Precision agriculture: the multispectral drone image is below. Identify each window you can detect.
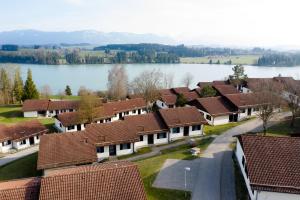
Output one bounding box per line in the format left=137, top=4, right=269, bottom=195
left=242, top=156, right=245, bottom=167
left=96, top=146, right=104, bottom=153
left=2, top=140, right=11, bottom=146
left=172, top=127, right=180, bottom=133
left=206, top=115, right=212, bottom=121
left=100, top=120, right=104, bottom=123
left=120, top=143, right=131, bottom=150
left=140, top=135, right=144, bottom=141
left=125, top=111, right=129, bottom=115
left=157, top=132, right=167, bottom=139
left=192, top=125, right=201, bottom=131
left=67, top=125, right=75, bottom=130
left=20, top=140, right=26, bottom=145
left=132, top=110, right=136, bottom=114
left=241, top=109, right=246, bottom=113
left=36, top=136, right=39, bottom=140
left=70, top=109, right=74, bottom=112
left=59, top=123, right=62, bottom=128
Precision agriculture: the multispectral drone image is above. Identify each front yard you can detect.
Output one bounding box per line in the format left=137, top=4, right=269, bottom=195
left=267, top=117, right=300, bottom=136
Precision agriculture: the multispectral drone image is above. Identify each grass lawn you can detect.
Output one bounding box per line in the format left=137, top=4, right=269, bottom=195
left=267, top=118, right=300, bottom=136
left=204, top=118, right=253, bottom=136
left=135, top=137, right=214, bottom=200
left=49, top=95, right=81, bottom=100
left=0, top=153, right=42, bottom=181
left=0, top=105, right=55, bottom=132
left=180, top=55, right=260, bottom=65
left=118, top=147, right=152, bottom=160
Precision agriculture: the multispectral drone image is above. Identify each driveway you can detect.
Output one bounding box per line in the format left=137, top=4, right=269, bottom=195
left=0, top=145, right=39, bottom=167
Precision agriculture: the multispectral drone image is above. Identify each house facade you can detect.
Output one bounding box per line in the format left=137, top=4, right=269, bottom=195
left=235, top=135, right=300, bottom=200
left=0, top=121, right=48, bottom=153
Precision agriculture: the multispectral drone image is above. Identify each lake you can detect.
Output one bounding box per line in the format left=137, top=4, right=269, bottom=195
left=15, top=63, right=300, bottom=93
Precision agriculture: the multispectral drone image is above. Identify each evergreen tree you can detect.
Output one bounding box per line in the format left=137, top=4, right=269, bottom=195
left=175, top=93, right=187, bottom=107
left=22, top=69, right=39, bottom=100
left=200, top=85, right=217, bottom=97
left=13, top=68, right=23, bottom=103
left=0, top=68, right=12, bottom=104
left=65, top=85, right=72, bottom=96
left=229, top=64, right=248, bottom=88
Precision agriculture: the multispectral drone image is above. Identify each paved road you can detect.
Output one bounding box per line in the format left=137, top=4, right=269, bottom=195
left=0, top=145, right=39, bottom=167
left=191, top=113, right=290, bottom=200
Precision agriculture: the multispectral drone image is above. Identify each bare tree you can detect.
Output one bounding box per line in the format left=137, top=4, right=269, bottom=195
left=253, top=80, right=283, bottom=135
left=78, top=94, right=103, bottom=124
left=181, top=72, right=193, bottom=88
left=78, top=86, right=92, bottom=96
left=130, top=69, right=163, bottom=107
left=284, top=79, right=300, bottom=127
left=40, top=85, right=52, bottom=99
left=163, top=73, right=174, bottom=89
left=107, top=65, right=128, bottom=100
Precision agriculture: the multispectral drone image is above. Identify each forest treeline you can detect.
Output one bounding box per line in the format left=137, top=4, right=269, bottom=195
left=257, top=53, right=300, bottom=66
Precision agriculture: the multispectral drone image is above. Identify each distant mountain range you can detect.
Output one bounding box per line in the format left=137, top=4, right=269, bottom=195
left=0, top=30, right=175, bottom=45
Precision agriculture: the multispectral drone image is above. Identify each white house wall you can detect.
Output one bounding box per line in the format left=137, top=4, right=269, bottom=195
left=169, top=127, right=184, bottom=141
left=213, top=115, right=230, bottom=125
left=24, top=111, right=38, bottom=118
left=153, top=133, right=169, bottom=145
left=189, top=125, right=204, bottom=136
left=135, top=135, right=149, bottom=149
left=256, top=191, right=300, bottom=200
left=97, top=146, right=110, bottom=159
left=155, top=100, right=169, bottom=109
left=0, top=142, right=12, bottom=153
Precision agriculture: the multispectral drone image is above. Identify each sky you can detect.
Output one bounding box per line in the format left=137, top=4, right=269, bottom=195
left=1, top=0, right=300, bottom=47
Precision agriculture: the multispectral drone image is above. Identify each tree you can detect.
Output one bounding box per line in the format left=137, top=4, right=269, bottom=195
left=181, top=72, right=193, bottom=88
left=253, top=80, right=283, bottom=135
left=65, top=85, right=72, bottom=96
left=13, top=68, right=23, bottom=103
left=107, top=65, right=128, bottom=100
left=40, top=85, right=52, bottom=99
left=163, top=73, right=174, bottom=89
left=22, top=69, right=39, bottom=101
left=176, top=93, right=187, bottom=107
left=229, top=65, right=248, bottom=88
left=78, top=94, right=103, bottom=123
left=78, top=86, right=92, bottom=96
left=200, top=85, right=217, bottom=97
left=130, top=69, right=163, bottom=108
left=284, top=80, right=300, bottom=127
left=0, top=68, right=12, bottom=104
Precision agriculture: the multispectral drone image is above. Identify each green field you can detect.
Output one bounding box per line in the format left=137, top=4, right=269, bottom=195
left=0, top=153, right=42, bottom=181
left=49, top=95, right=81, bottom=100
left=180, top=55, right=260, bottom=65
left=267, top=118, right=300, bottom=136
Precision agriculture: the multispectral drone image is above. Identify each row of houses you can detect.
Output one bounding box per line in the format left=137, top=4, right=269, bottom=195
left=235, top=134, right=300, bottom=200
left=22, top=99, right=80, bottom=118
left=37, top=106, right=207, bottom=172
left=55, top=98, right=147, bottom=132
left=0, top=161, right=147, bottom=200
left=0, top=121, right=48, bottom=153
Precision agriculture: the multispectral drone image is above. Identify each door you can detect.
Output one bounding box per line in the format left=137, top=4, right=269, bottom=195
left=138, top=109, right=141, bottom=114
left=77, top=124, right=81, bottom=131
left=109, top=145, right=117, bottom=156
left=148, top=134, right=154, bottom=144
left=247, top=108, right=252, bottom=116
left=29, top=137, right=35, bottom=145
left=184, top=126, right=189, bottom=136
left=119, top=113, right=123, bottom=119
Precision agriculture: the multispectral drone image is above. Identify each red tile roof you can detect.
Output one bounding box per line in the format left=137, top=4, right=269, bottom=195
left=171, top=87, right=190, bottom=94
left=0, top=120, right=48, bottom=142
left=22, top=99, right=49, bottom=112
left=125, top=113, right=168, bottom=135
left=47, top=100, right=79, bottom=111
left=161, top=94, right=177, bottom=106
left=85, top=121, right=139, bottom=146
left=181, top=91, right=200, bottom=101
left=213, top=84, right=239, bottom=95
left=37, top=132, right=97, bottom=170
left=39, top=161, right=147, bottom=200
left=0, top=177, right=41, bottom=200
left=159, top=89, right=174, bottom=96
left=189, top=97, right=236, bottom=116
left=159, top=106, right=207, bottom=128
left=237, top=135, right=300, bottom=194
left=224, top=93, right=260, bottom=108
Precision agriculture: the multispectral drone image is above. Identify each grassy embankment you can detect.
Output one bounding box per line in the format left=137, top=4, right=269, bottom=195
left=180, top=55, right=260, bottom=65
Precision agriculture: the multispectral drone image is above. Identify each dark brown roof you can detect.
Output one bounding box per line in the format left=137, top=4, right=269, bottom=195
left=37, top=132, right=97, bottom=170
left=171, top=87, right=190, bottom=94
left=224, top=93, right=260, bottom=108
left=47, top=100, right=79, bottom=111
left=159, top=106, right=207, bottom=128
left=56, top=112, right=84, bottom=127
left=124, top=113, right=168, bottom=135
left=85, top=121, right=139, bottom=146
left=0, top=177, right=41, bottom=200
left=197, top=80, right=229, bottom=88
left=22, top=99, right=49, bottom=112
left=189, top=97, right=236, bottom=116
left=161, top=94, right=177, bottom=106
left=0, top=120, right=48, bottom=142
left=237, top=135, right=300, bottom=194
left=103, top=98, right=146, bottom=115
left=213, top=84, right=239, bottom=95
left=181, top=91, right=200, bottom=101
left=39, top=161, right=147, bottom=200
left=159, top=89, right=174, bottom=96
